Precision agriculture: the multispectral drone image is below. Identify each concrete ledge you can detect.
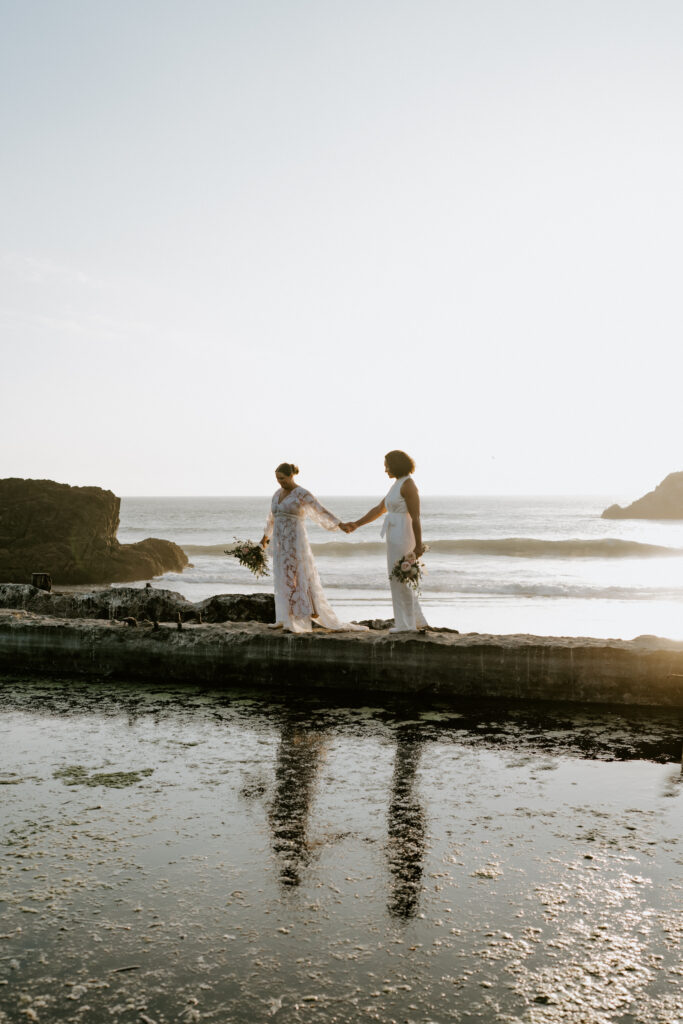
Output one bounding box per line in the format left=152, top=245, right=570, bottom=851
left=2, top=610, right=683, bottom=707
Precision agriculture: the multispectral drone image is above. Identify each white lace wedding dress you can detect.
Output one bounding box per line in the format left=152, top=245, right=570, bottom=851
left=264, top=486, right=368, bottom=634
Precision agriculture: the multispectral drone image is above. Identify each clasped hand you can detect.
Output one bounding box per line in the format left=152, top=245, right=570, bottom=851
left=338, top=522, right=357, bottom=534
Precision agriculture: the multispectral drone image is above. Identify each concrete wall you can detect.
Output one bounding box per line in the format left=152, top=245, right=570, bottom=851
left=2, top=611, right=683, bottom=707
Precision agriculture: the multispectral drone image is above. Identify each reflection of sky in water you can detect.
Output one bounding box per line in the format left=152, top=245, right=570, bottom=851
left=2, top=683, right=680, bottom=1022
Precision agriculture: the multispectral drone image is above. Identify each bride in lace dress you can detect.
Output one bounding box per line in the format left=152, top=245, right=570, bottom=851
left=259, top=463, right=367, bottom=634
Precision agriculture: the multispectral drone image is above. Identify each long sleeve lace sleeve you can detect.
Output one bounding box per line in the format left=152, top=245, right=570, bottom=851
left=300, top=490, right=340, bottom=531
left=263, top=508, right=274, bottom=542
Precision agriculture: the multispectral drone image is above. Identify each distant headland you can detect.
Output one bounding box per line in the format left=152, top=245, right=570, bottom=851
left=602, top=471, right=683, bottom=520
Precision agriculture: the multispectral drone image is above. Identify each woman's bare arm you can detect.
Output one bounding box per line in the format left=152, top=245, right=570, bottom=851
left=401, top=478, right=424, bottom=556
left=348, top=499, right=387, bottom=530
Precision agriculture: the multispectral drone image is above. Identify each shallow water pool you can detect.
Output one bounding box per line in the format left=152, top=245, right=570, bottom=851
left=1, top=680, right=681, bottom=1023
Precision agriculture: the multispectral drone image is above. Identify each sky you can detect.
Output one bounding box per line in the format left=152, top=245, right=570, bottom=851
left=1, top=0, right=682, bottom=497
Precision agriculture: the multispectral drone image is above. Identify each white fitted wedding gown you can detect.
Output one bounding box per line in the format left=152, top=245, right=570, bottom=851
left=264, top=486, right=368, bottom=634
left=381, top=476, right=429, bottom=632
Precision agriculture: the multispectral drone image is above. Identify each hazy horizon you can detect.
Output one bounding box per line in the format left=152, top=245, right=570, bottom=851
left=0, top=476, right=649, bottom=502
left=114, top=489, right=623, bottom=499
left=2, top=1, right=682, bottom=498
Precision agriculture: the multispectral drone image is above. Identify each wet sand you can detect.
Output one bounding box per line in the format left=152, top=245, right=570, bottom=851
left=1, top=679, right=681, bottom=1023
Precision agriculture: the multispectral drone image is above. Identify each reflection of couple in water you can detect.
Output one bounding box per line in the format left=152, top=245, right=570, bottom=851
left=268, top=716, right=425, bottom=918
left=267, top=719, right=324, bottom=889
left=260, top=450, right=429, bottom=634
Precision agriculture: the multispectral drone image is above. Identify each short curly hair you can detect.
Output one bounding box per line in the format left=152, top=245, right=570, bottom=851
left=384, top=450, right=415, bottom=477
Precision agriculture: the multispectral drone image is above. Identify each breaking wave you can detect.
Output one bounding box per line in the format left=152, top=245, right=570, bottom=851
left=184, top=538, right=683, bottom=560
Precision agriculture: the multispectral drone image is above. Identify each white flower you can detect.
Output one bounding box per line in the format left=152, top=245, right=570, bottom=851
left=400, top=561, right=411, bottom=572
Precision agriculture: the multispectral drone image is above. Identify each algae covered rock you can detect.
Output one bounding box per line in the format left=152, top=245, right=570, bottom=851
left=0, top=583, right=275, bottom=623
left=195, top=593, right=275, bottom=623
left=0, top=478, right=188, bottom=584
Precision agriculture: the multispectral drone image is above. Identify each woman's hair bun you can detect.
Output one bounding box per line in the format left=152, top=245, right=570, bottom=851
left=276, top=461, right=299, bottom=477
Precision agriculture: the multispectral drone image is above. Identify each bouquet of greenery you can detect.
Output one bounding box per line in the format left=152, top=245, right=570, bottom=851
left=226, top=539, right=270, bottom=578
left=389, top=549, right=427, bottom=595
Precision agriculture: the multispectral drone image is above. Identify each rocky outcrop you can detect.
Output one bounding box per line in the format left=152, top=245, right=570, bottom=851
left=0, top=478, right=188, bottom=584
left=602, top=471, right=683, bottom=519
left=1, top=610, right=682, bottom=707
left=0, top=584, right=393, bottom=629
left=0, top=584, right=274, bottom=623
left=194, top=592, right=275, bottom=623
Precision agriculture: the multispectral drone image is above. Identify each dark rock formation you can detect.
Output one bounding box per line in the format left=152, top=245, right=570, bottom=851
left=0, top=478, right=188, bottom=584
left=602, top=471, right=683, bottom=519
left=195, top=593, right=275, bottom=623
left=0, top=584, right=395, bottom=629
left=0, top=584, right=275, bottom=623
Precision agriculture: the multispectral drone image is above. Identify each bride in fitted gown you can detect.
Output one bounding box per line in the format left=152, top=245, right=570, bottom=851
left=381, top=473, right=429, bottom=632
left=260, top=462, right=367, bottom=634
left=343, top=450, right=429, bottom=632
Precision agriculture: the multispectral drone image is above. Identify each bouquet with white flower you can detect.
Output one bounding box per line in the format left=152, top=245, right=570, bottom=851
left=389, top=548, right=428, bottom=595
left=226, top=539, right=270, bottom=578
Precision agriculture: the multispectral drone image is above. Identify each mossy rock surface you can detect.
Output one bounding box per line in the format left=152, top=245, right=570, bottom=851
left=53, top=764, right=154, bottom=788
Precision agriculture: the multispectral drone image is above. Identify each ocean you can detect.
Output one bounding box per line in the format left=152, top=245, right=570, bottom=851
left=118, top=495, right=683, bottom=640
